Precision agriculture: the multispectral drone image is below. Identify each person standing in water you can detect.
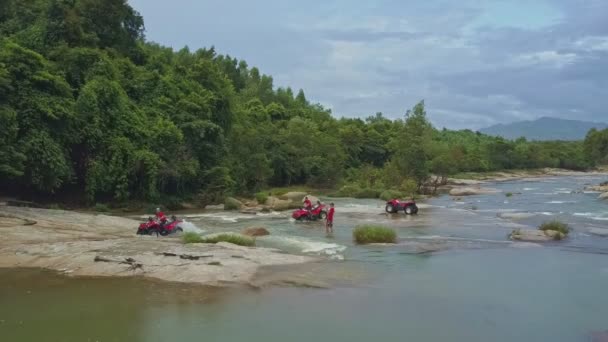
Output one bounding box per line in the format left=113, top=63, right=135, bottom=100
left=325, top=202, right=335, bottom=235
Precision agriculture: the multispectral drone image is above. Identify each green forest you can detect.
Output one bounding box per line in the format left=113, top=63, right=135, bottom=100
left=1, top=0, right=608, bottom=206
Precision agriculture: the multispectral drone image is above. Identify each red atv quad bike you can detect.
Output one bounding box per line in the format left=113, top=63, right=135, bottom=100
left=385, top=199, right=418, bottom=215
left=292, top=204, right=327, bottom=221
left=136, top=216, right=184, bottom=236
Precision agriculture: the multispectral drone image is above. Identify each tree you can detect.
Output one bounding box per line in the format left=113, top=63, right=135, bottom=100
left=390, top=101, right=434, bottom=190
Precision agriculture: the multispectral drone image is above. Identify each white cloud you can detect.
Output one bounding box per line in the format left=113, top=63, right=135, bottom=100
left=513, top=51, right=578, bottom=68
left=574, top=36, right=608, bottom=52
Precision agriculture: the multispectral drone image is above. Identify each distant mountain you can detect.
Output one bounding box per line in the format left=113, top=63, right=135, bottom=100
left=479, top=117, right=608, bottom=141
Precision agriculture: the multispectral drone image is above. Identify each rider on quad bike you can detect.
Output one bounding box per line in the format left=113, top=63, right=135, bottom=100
left=155, top=207, right=166, bottom=223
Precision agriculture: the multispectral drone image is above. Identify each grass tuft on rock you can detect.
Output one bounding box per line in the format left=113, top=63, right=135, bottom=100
left=539, top=220, right=570, bottom=235
left=202, top=234, right=255, bottom=246
left=183, top=232, right=203, bottom=244
left=505, top=192, right=513, bottom=197
left=353, top=225, right=397, bottom=244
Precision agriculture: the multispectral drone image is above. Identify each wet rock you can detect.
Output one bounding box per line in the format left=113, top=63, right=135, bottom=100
left=599, top=192, right=608, bottom=200
left=0, top=206, right=315, bottom=287
left=447, top=179, right=485, bottom=186
left=239, top=209, right=258, bottom=215
left=510, top=229, right=564, bottom=242
left=449, top=187, right=500, bottom=196
left=242, top=227, right=270, bottom=237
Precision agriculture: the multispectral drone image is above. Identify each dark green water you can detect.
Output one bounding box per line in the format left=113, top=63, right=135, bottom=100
left=1, top=176, right=608, bottom=341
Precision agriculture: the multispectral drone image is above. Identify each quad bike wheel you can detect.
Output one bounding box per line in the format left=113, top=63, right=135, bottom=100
left=319, top=211, right=327, bottom=220
left=385, top=204, right=396, bottom=213
left=405, top=206, right=413, bottom=215
left=159, top=229, right=170, bottom=236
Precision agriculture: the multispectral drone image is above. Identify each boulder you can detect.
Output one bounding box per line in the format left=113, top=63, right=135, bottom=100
left=242, top=227, right=270, bottom=237
left=224, top=197, right=243, bottom=211
left=180, top=202, right=197, bottom=210
left=280, top=192, right=308, bottom=201
left=449, top=187, right=500, bottom=196
left=599, top=192, right=608, bottom=200
left=510, top=229, right=564, bottom=242
left=305, top=195, right=320, bottom=204
left=266, top=197, right=292, bottom=211
left=587, top=185, right=608, bottom=192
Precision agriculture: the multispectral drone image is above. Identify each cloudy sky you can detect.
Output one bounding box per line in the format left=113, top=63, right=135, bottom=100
left=129, top=0, right=608, bottom=129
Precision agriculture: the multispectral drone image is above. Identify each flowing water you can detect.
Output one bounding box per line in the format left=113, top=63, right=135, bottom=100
left=2, top=175, right=608, bottom=341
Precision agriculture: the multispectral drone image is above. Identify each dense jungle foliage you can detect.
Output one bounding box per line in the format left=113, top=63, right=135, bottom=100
left=1, top=0, right=606, bottom=205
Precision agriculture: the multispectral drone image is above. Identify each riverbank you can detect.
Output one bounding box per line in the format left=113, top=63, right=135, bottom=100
left=450, top=167, right=608, bottom=184
left=0, top=206, right=314, bottom=287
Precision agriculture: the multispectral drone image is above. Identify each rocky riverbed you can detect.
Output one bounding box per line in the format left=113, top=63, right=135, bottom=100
left=0, top=206, right=313, bottom=287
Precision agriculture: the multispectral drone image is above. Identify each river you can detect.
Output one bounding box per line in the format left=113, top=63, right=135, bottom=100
left=1, top=175, right=608, bottom=341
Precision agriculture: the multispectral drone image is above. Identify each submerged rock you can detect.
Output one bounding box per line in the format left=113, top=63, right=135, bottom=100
left=599, top=192, right=608, bottom=200
left=242, top=227, right=270, bottom=237
left=449, top=187, right=500, bottom=196
left=589, top=228, right=608, bottom=237
left=498, top=212, right=536, bottom=220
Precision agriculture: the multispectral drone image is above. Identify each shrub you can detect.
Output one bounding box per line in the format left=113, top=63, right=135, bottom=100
left=400, top=179, right=418, bottom=196
left=353, top=225, right=397, bottom=244
left=255, top=192, right=269, bottom=204
left=354, top=188, right=382, bottom=199
left=505, top=192, right=513, bottom=197
left=163, top=196, right=185, bottom=211
left=380, top=189, right=405, bottom=201
left=94, top=203, right=110, bottom=212
left=183, top=232, right=203, bottom=244
left=202, top=234, right=255, bottom=247
left=539, top=220, right=570, bottom=235
left=224, top=197, right=242, bottom=210
left=334, top=184, right=361, bottom=197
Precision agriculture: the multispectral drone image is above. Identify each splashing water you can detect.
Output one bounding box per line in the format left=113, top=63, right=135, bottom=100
left=178, top=220, right=204, bottom=234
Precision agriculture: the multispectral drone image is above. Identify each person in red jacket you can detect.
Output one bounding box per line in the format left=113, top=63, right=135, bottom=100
left=155, top=208, right=167, bottom=225
left=325, top=202, right=335, bottom=234
left=303, top=196, right=312, bottom=210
